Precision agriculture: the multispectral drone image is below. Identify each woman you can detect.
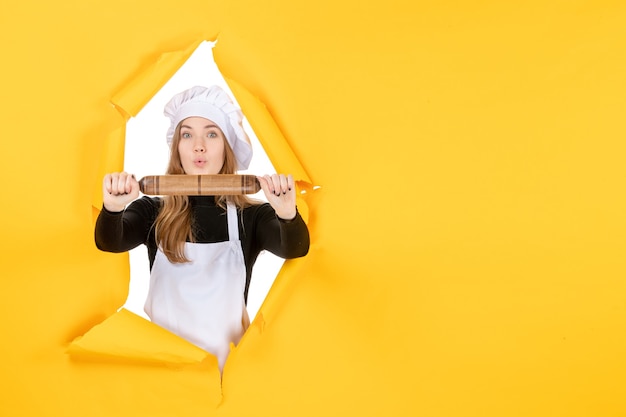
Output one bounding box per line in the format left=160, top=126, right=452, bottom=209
left=95, top=85, right=310, bottom=370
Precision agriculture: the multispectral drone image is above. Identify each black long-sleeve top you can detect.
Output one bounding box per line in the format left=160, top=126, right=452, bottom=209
left=95, top=196, right=310, bottom=302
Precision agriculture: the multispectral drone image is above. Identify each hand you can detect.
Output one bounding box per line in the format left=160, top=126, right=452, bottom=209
left=258, top=174, right=297, bottom=220
left=102, top=172, right=140, bottom=212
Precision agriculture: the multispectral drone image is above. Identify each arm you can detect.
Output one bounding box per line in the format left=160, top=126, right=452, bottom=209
left=255, top=173, right=310, bottom=258
left=95, top=172, right=160, bottom=252
left=95, top=197, right=159, bottom=253
left=275, top=210, right=310, bottom=258
left=252, top=203, right=310, bottom=259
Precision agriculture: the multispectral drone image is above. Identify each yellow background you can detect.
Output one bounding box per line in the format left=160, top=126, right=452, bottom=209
left=1, top=1, right=626, bottom=416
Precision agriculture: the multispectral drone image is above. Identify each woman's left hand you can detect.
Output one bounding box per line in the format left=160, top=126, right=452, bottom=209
left=258, top=174, right=297, bottom=221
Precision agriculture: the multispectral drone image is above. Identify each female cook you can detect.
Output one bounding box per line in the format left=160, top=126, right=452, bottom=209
left=95, top=85, right=310, bottom=370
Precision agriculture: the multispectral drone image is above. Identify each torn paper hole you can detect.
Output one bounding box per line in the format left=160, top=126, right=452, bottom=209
left=122, top=40, right=285, bottom=323
left=78, top=40, right=315, bottom=377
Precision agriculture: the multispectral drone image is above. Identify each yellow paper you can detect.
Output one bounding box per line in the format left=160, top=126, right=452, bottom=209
left=67, top=309, right=212, bottom=365
left=2, top=1, right=626, bottom=416
left=112, top=40, right=205, bottom=118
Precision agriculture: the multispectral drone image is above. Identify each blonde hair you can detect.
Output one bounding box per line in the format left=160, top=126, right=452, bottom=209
left=154, top=122, right=258, bottom=263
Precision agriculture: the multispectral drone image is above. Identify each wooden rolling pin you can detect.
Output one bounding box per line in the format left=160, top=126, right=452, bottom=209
left=138, top=174, right=261, bottom=195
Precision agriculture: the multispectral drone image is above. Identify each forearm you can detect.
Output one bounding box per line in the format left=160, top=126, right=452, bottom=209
left=273, top=210, right=310, bottom=258
left=94, top=206, right=145, bottom=253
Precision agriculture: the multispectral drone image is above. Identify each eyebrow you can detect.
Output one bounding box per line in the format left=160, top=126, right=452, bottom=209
left=180, top=123, right=219, bottom=130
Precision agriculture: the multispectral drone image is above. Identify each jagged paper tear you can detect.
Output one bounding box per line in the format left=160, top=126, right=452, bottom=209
left=79, top=39, right=315, bottom=371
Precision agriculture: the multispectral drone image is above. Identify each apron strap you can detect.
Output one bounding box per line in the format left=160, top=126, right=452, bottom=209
left=226, top=202, right=239, bottom=242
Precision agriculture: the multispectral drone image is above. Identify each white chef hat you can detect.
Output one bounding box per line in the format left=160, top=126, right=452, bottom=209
left=164, top=85, right=253, bottom=170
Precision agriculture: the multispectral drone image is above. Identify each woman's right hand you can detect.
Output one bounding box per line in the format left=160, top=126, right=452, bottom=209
left=102, top=172, right=140, bottom=212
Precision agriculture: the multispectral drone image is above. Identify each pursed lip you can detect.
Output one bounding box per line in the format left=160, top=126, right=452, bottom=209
left=193, top=158, right=207, bottom=166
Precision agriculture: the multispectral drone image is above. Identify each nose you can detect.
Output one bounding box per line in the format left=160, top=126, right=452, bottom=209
left=193, top=138, right=205, bottom=153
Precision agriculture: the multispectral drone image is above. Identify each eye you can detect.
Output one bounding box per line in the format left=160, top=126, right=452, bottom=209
left=181, top=132, right=191, bottom=139
left=208, top=131, right=218, bottom=138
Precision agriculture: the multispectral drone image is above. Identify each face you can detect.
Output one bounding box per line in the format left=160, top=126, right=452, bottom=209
left=177, top=117, right=226, bottom=175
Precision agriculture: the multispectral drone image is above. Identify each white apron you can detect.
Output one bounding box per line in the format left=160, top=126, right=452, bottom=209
left=144, top=203, right=249, bottom=370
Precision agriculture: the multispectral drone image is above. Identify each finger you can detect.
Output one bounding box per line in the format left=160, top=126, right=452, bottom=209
left=108, top=172, right=127, bottom=195
left=115, top=173, right=126, bottom=195
left=267, top=174, right=279, bottom=195
left=279, top=174, right=289, bottom=194
left=103, top=174, right=113, bottom=194
left=110, top=173, right=122, bottom=195
left=272, top=174, right=286, bottom=196
left=125, top=173, right=135, bottom=194
left=256, top=175, right=268, bottom=191
left=258, top=175, right=274, bottom=196
left=117, top=172, right=131, bottom=195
